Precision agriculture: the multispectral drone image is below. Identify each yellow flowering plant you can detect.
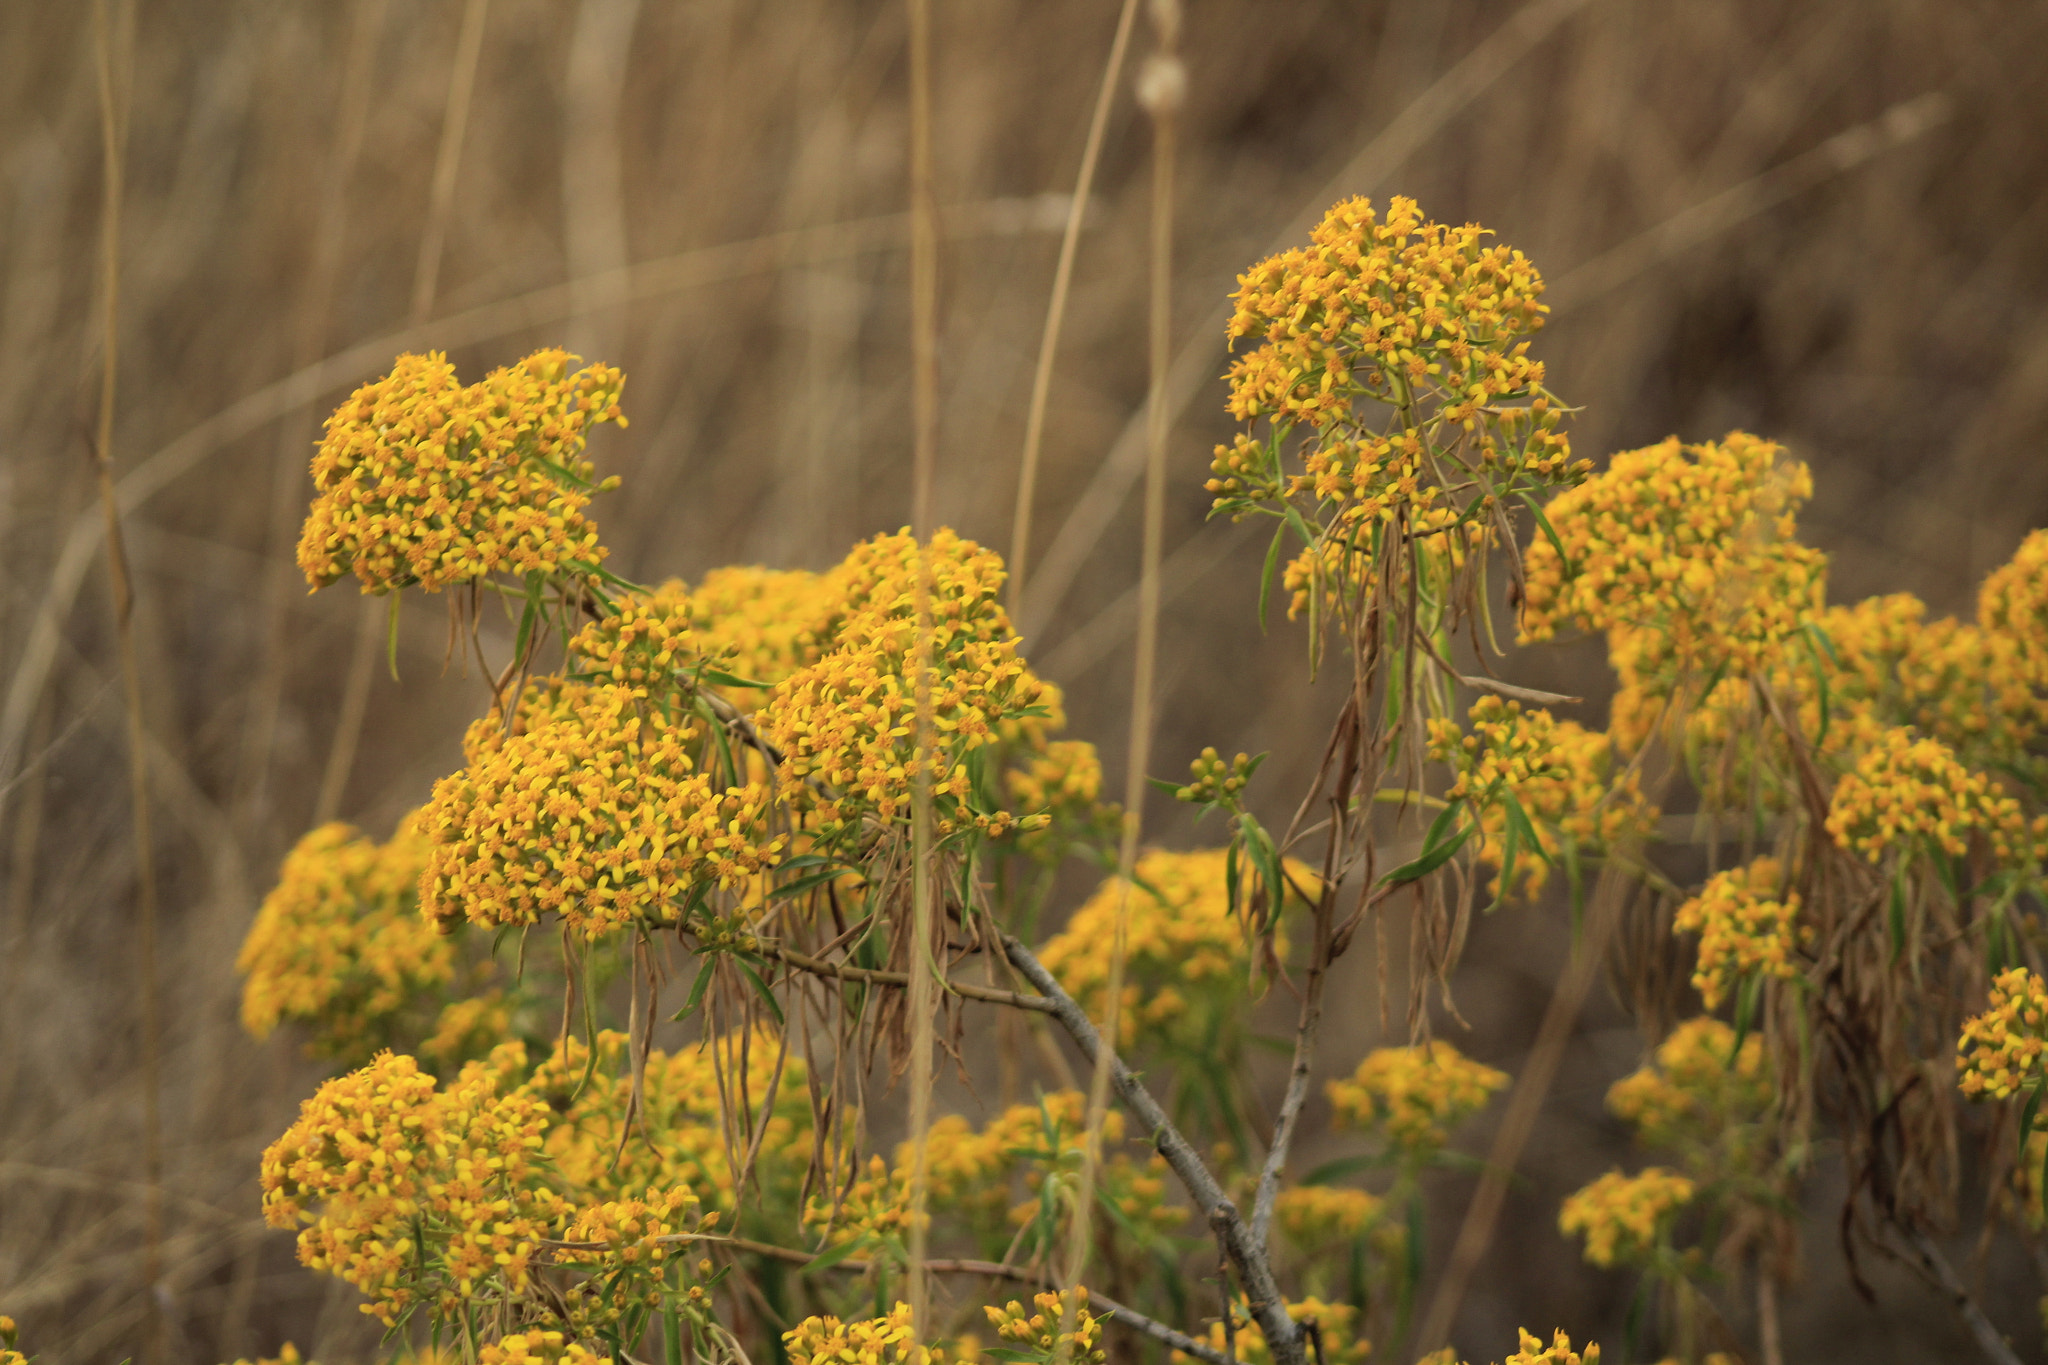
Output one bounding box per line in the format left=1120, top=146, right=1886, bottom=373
left=228, top=181, right=2048, bottom=1365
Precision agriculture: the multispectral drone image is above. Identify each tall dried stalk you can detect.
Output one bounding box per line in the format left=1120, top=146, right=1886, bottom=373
left=1006, top=0, right=1138, bottom=621
left=91, top=3, right=160, bottom=1360
left=239, top=0, right=389, bottom=828
left=1062, top=0, right=1182, bottom=1334
left=314, top=0, right=491, bottom=826
left=903, top=0, right=941, bottom=1343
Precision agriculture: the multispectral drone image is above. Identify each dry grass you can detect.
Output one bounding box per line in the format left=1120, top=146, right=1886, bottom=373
left=4, top=2, right=2048, bottom=1361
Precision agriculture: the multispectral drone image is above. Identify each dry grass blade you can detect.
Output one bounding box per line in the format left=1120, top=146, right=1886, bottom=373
left=905, top=0, right=941, bottom=1343
left=1007, top=0, right=1139, bottom=621
left=1062, top=1, right=1185, bottom=1350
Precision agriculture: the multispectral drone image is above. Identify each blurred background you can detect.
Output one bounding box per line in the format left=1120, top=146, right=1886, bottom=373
left=5, top=1, right=2048, bottom=1360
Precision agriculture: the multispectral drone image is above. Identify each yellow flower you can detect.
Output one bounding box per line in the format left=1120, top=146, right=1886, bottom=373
left=1558, top=1167, right=1694, bottom=1268
left=1327, top=1040, right=1508, bottom=1157
left=222, top=1347, right=313, bottom=1365
left=1671, top=858, right=1804, bottom=1010
left=237, top=812, right=451, bottom=1064
left=1824, top=726, right=2041, bottom=865
left=1607, top=1017, right=1771, bottom=1153
left=421, top=677, right=783, bottom=938
left=1958, top=967, right=2048, bottom=1102
left=985, top=1290, right=1106, bottom=1365
left=1005, top=739, right=1115, bottom=859
left=762, top=530, right=1059, bottom=840
left=1523, top=433, right=1825, bottom=734
left=298, top=349, right=625, bottom=594
left=786, top=1303, right=948, bottom=1365
left=1274, top=1185, right=1386, bottom=1252
left=1505, top=1330, right=1600, bottom=1365
left=258, top=1047, right=567, bottom=1323
left=476, top=1332, right=610, bottom=1365
left=1428, top=697, right=1658, bottom=901
left=1038, top=849, right=1309, bottom=1053
left=1979, top=527, right=2048, bottom=685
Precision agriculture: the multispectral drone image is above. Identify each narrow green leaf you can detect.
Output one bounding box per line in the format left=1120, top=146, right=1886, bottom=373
left=768, top=868, right=854, bottom=902
left=386, top=590, right=402, bottom=682
left=1259, top=520, right=1288, bottom=632
left=731, top=954, right=786, bottom=1026
left=1515, top=491, right=1573, bottom=576
left=670, top=957, right=718, bottom=1023
left=1377, top=821, right=1473, bottom=889
left=800, top=1237, right=868, bottom=1275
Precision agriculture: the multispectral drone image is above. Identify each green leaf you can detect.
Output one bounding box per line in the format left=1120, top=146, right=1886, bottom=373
left=699, top=667, right=772, bottom=691
left=1377, top=821, right=1473, bottom=889
left=731, top=954, right=786, bottom=1026
left=1515, top=491, right=1573, bottom=576
left=386, top=590, right=403, bottom=682
left=670, top=956, right=718, bottom=1022
left=1259, top=520, right=1289, bottom=632
left=1239, top=811, right=1287, bottom=931
left=1483, top=810, right=1519, bottom=915
left=769, top=867, right=856, bottom=902
left=2019, top=1085, right=2043, bottom=1153
left=1225, top=837, right=1243, bottom=920
left=800, top=1237, right=868, bottom=1276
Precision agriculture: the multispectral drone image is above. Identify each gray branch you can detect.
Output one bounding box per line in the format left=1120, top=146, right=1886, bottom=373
left=1002, top=934, right=1303, bottom=1365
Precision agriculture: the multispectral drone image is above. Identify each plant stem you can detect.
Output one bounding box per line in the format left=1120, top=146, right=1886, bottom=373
left=1004, top=934, right=1305, bottom=1365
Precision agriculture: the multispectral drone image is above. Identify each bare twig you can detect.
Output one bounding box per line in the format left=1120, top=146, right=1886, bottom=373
left=1900, top=1229, right=2024, bottom=1365
left=764, top=942, right=1055, bottom=1014
left=1004, top=933, right=1303, bottom=1365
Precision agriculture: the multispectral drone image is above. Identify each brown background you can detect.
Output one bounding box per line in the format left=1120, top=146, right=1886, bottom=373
left=5, top=1, right=2048, bottom=1360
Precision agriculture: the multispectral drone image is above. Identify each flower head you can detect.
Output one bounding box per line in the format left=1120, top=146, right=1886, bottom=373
left=1958, top=967, right=2048, bottom=1102
left=1327, top=1040, right=1508, bottom=1157
left=421, top=677, right=783, bottom=938
left=237, top=813, right=450, bottom=1063
left=1671, top=858, right=1804, bottom=1010
left=1824, top=727, right=2040, bottom=866
left=1607, top=1017, right=1772, bottom=1153
left=298, top=349, right=625, bottom=593
left=1558, top=1167, right=1695, bottom=1268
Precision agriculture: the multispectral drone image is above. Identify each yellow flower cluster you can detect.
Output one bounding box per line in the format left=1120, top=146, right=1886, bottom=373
left=236, top=814, right=451, bottom=1063
left=221, top=1347, right=311, bottom=1365
left=422, top=678, right=783, bottom=937
left=1958, top=967, right=2048, bottom=1102
left=1274, top=1184, right=1386, bottom=1251
left=298, top=349, right=625, bottom=593
left=1175, top=1298, right=1370, bottom=1365
left=1427, top=700, right=1659, bottom=902
left=259, top=1047, right=564, bottom=1322
left=0, top=1316, right=23, bottom=1365
left=1005, top=739, right=1115, bottom=859
left=1607, top=1017, right=1771, bottom=1153
left=1521, top=433, right=1826, bottom=711
left=569, top=583, right=703, bottom=697
left=785, top=1303, right=945, bottom=1365
left=1671, top=858, right=1804, bottom=1010
left=1504, top=1330, right=1601, bottom=1365
left=686, top=565, right=844, bottom=708
left=1979, top=527, right=2048, bottom=681
left=985, top=1291, right=1106, bottom=1365
left=1037, top=849, right=1305, bottom=1053
left=1558, top=1167, right=1695, bottom=1269
left=1327, top=1040, right=1509, bottom=1157
left=476, top=1332, right=610, bottom=1365
left=420, top=992, right=513, bottom=1069
left=1223, top=195, right=1560, bottom=442
left=762, top=530, right=1057, bottom=838
left=1824, top=726, right=2040, bottom=865
left=1430, top=697, right=1564, bottom=801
